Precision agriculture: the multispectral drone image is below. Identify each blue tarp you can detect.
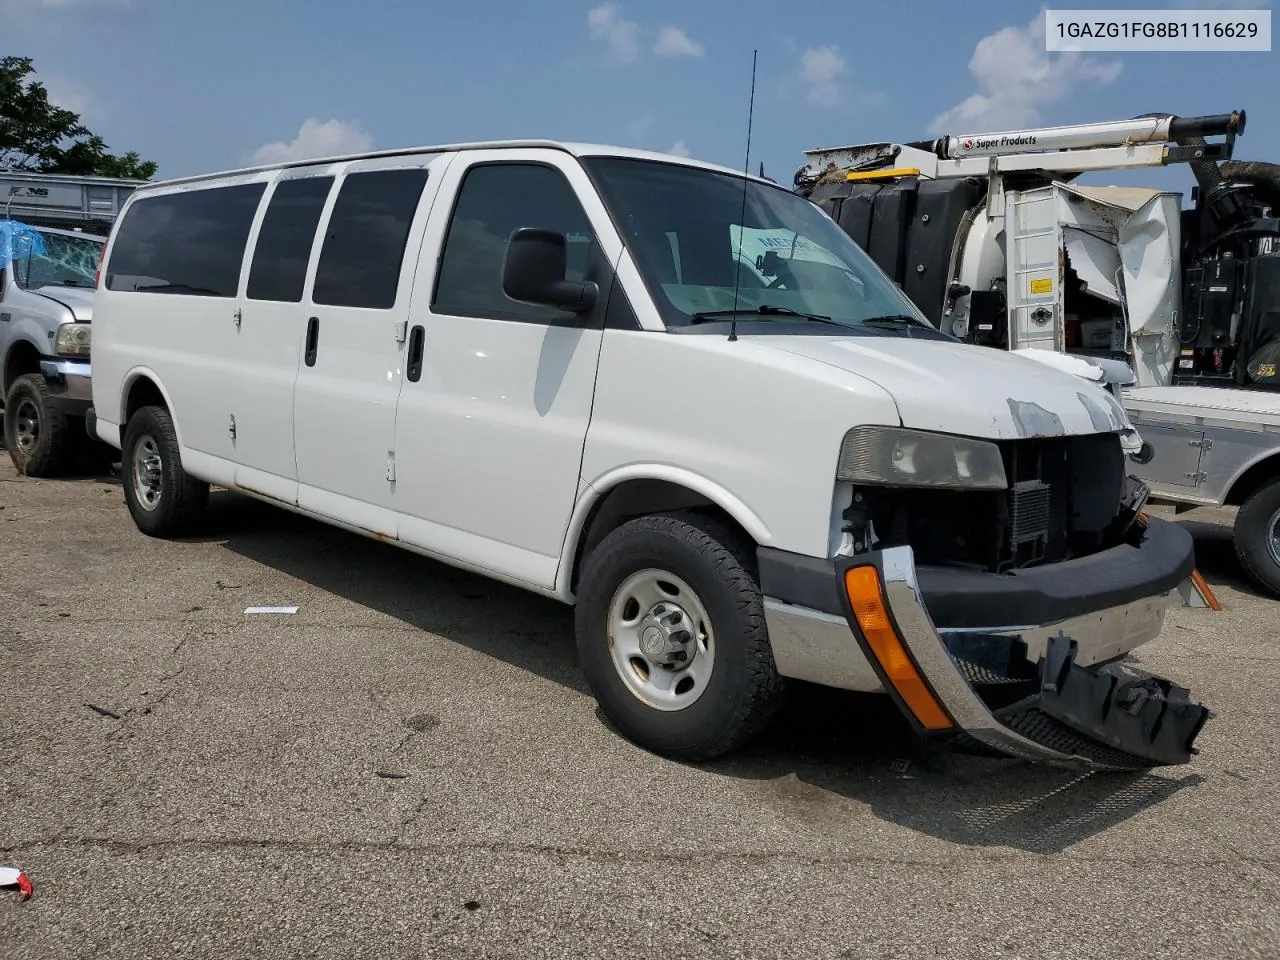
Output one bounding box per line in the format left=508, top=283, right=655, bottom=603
left=0, top=219, right=47, bottom=270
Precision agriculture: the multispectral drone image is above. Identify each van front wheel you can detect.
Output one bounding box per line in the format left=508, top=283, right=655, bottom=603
left=122, top=405, right=209, bottom=538
left=574, top=511, right=785, bottom=761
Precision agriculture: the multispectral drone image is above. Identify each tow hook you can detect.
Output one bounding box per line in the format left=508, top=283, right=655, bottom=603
left=0, top=866, right=33, bottom=901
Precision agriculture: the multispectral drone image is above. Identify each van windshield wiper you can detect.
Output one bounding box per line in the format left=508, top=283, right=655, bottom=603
left=688, top=305, right=840, bottom=326
left=860, top=313, right=931, bottom=329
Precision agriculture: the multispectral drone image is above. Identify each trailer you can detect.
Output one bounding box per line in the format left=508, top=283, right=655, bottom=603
left=795, top=110, right=1280, bottom=596
left=1, top=170, right=142, bottom=234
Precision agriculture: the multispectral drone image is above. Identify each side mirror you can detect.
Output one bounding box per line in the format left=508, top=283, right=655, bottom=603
left=502, top=228, right=598, bottom=314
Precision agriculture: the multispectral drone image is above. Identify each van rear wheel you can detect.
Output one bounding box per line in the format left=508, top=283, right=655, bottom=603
left=122, top=405, right=209, bottom=538
left=574, top=511, right=785, bottom=761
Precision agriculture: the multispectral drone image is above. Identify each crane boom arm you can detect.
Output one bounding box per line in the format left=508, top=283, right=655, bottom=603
left=801, top=110, right=1245, bottom=183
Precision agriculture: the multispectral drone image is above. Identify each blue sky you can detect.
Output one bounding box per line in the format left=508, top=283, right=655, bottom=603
left=5, top=0, right=1277, bottom=201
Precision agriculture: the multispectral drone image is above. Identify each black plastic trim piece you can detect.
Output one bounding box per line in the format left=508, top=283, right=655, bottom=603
left=406, top=324, right=425, bottom=382
left=757, top=547, right=842, bottom=614
left=1015, top=633, right=1211, bottom=765
left=917, top=516, right=1196, bottom=629
left=758, top=515, right=1194, bottom=628
left=603, top=276, right=640, bottom=331
left=304, top=316, right=319, bottom=367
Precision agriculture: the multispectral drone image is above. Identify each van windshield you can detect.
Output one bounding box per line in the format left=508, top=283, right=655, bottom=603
left=582, top=156, right=939, bottom=333
left=13, top=229, right=103, bottom=290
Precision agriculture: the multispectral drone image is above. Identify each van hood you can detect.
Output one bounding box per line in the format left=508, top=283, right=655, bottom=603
left=765, top=334, right=1132, bottom=441
left=32, top=285, right=94, bottom=322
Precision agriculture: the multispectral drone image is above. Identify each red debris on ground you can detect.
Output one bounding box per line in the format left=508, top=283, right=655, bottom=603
left=0, top=866, right=32, bottom=901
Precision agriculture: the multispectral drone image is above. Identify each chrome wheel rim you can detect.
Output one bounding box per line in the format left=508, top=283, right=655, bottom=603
left=1268, top=507, right=1280, bottom=569
left=13, top=397, right=40, bottom=455
left=132, top=435, right=163, bottom=511
left=606, top=568, right=714, bottom=712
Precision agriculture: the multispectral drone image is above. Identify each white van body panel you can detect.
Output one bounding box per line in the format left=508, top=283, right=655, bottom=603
left=765, top=335, right=1133, bottom=440
left=291, top=153, right=452, bottom=538
left=578, top=329, right=902, bottom=562
left=388, top=147, right=623, bottom=589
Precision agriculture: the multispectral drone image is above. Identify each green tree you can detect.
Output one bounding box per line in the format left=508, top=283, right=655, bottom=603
left=0, top=56, right=157, bottom=179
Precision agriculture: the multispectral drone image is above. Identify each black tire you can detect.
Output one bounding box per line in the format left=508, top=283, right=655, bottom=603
left=3, top=373, right=76, bottom=477
left=574, top=510, right=785, bottom=762
left=1234, top=480, right=1280, bottom=598
left=121, top=405, right=209, bottom=538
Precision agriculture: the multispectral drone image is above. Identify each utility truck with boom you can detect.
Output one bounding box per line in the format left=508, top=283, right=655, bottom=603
left=794, top=110, right=1280, bottom=595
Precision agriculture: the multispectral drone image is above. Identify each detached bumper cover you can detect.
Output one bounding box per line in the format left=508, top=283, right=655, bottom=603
left=761, top=516, right=1214, bottom=769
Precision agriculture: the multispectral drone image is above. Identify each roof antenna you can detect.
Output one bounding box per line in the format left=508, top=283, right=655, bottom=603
left=728, top=48, right=758, bottom=343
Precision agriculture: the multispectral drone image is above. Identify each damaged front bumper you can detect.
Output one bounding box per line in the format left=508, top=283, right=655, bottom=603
left=760, top=515, right=1217, bottom=769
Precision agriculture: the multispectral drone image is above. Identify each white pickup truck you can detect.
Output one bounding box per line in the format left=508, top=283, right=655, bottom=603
left=2, top=171, right=140, bottom=474
left=0, top=220, right=103, bottom=474
left=86, top=140, right=1218, bottom=768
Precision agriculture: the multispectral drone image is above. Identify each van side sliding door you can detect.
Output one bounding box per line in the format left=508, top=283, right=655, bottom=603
left=291, top=155, right=448, bottom=536
left=232, top=170, right=336, bottom=504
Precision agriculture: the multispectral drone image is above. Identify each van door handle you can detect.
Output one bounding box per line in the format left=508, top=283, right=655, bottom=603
left=304, top=316, right=319, bottom=367
left=406, top=324, right=425, bottom=382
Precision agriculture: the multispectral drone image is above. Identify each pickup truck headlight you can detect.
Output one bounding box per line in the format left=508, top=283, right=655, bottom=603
left=837, top=425, right=1008, bottom=490
left=55, top=323, right=91, bottom=358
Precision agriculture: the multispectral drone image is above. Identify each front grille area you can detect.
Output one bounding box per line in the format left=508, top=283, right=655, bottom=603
left=1009, top=479, right=1051, bottom=568
left=847, top=432, right=1126, bottom=574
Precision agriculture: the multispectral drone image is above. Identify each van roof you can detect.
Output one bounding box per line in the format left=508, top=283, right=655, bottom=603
left=131, top=140, right=779, bottom=192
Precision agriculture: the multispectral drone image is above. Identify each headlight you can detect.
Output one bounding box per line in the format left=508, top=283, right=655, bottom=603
left=837, top=425, right=1008, bottom=489
left=55, top=323, right=91, bottom=357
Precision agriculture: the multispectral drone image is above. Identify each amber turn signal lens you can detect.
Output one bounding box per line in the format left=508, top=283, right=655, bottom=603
left=843, top=565, right=953, bottom=731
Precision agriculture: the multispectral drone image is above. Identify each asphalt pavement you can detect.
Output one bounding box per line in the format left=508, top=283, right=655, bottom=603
left=1, top=460, right=1276, bottom=959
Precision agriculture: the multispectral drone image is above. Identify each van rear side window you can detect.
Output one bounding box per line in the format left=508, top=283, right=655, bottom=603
left=312, top=168, right=430, bottom=310
left=247, top=176, right=334, bottom=303
left=104, top=183, right=266, bottom=296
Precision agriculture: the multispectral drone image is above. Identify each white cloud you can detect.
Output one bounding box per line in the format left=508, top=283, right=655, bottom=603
left=668, top=140, right=690, bottom=157
left=587, top=2, right=640, bottom=62
left=799, top=45, right=849, bottom=106
left=36, top=73, right=94, bottom=118
left=251, top=119, right=374, bottom=165
left=654, top=25, right=704, bottom=58
left=930, top=11, right=1122, bottom=135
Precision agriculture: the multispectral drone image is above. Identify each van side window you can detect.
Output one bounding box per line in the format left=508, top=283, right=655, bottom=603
left=104, top=183, right=266, bottom=296
left=312, top=168, right=430, bottom=310
left=432, top=163, right=596, bottom=323
left=246, top=176, right=334, bottom=303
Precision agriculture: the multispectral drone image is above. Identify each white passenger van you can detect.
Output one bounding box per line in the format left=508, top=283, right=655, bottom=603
left=89, top=141, right=1219, bottom=768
